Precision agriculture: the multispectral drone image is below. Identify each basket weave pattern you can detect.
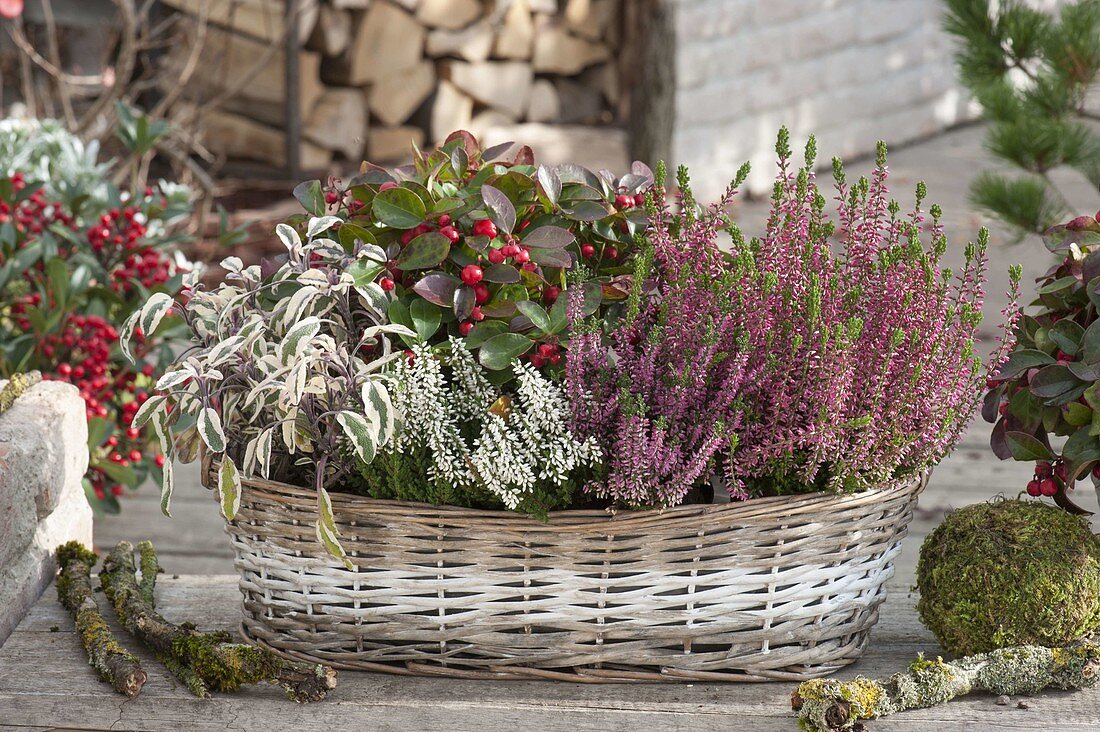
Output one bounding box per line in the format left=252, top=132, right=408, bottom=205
left=211, top=463, right=925, bottom=682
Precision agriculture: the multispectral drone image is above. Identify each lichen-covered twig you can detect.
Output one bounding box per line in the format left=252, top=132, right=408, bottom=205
left=55, top=541, right=147, bottom=698
left=100, top=541, right=337, bottom=702
left=0, top=371, right=41, bottom=415
left=792, top=644, right=1100, bottom=731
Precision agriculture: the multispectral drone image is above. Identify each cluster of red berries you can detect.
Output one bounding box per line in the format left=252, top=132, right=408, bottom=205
left=527, top=342, right=563, bottom=369
left=86, top=203, right=175, bottom=295
left=0, top=174, right=71, bottom=232
left=36, top=315, right=160, bottom=500
left=1026, top=461, right=1066, bottom=497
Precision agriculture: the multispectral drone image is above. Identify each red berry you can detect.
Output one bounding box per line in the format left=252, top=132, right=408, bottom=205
left=142, top=364, right=155, bottom=377
left=379, top=181, right=398, bottom=191
left=543, top=286, right=561, bottom=304
left=473, top=219, right=498, bottom=239
left=633, top=193, right=646, bottom=206
left=1036, top=461, right=1053, bottom=478
left=474, top=284, right=490, bottom=304
left=155, top=454, right=166, bottom=468
left=438, top=214, right=452, bottom=227
left=111, top=484, right=124, bottom=497
left=1039, top=478, right=1058, bottom=497
left=513, top=248, right=531, bottom=264
left=470, top=306, right=485, bottom=322
left=106, top=436, right=119, bottom=448
left=461, top=264, right=484, bottom=286
left=538, top=343, right=556, bottom=358
left=380, top=277, right=396, bottom=292
left=458, top=320, right=474, bottom=336
left=324, top=191, right=340, bottom=205
left=126, top=427, right=140, bottom=439
left=529, top=353, right=546, bottom=368
left=522, top=262, right=537, bottom=272
left=94, top=486, right=106, bottom=500
left=549, top=353, right=562, bottom=365
left=129, top=450, right=142, bottom=462
left=580, top=244, right=596, bottom=258
left=488, top=248, right=506, bottom=264
left=58, top=363, right=72, bottom=377
left=439, top=225, right=460, bottom=243
left=985, top=377, right=1000, bottom=389
left=615, top=194, right=634, bottom=209
left=606, top=246, right=619, bottom=260
left=1026, top=480, right=1042, bottom=497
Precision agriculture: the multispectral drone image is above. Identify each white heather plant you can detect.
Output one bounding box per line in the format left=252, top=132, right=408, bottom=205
left=354, top=339, right=601, bottom=516
left=121, top=216, right=414, bottom=564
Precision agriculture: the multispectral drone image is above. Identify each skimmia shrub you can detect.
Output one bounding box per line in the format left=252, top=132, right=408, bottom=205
left=0, top=137, right=192, bottom=512
left=985, top=211, right=1100, bottom=511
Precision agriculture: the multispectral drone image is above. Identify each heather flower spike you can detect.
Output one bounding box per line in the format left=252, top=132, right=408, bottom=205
left=569, top=129, right=1020, bottom=506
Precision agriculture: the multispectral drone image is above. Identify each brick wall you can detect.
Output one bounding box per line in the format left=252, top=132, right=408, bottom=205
left=659, top=0, right=973, bottom=197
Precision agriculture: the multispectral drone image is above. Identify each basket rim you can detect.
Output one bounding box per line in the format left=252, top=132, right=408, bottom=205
left=203, top=451, right=928, bottom=533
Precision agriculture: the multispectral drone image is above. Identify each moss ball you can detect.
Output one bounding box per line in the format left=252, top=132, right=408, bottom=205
left=916, top=499, right=1100, bottom=656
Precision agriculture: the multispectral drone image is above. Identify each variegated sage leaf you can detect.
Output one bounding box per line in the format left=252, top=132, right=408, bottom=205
left=197, top=407, right=227, bottom=453
left=218, top=455, right=241, bottom=521
left=336, top=411, right=378, bottom=464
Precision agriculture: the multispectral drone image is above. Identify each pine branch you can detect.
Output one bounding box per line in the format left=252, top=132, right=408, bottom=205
left=792, top=645, right=1100, bottom=731
left=100, top=541, right=337, bottom=702
left=55, top=542, right=147, bottom=698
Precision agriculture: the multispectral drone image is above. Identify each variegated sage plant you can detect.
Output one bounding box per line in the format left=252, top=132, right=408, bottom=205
left=120, top=216, right=414, bottom=564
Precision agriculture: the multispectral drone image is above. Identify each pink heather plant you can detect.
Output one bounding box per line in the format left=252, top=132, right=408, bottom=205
left=568, top=128, right=1021, bottom=506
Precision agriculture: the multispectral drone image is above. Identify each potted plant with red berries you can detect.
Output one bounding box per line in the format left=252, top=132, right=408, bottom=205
left=0, top=118, right=192, bottom=512
left=124, top=129, right=1017, bottom=682
left=986, top=210, right=1100, bottom=513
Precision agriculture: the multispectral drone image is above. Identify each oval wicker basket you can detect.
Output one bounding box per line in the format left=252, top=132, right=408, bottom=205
left=203, top=456, right=925, bottom=683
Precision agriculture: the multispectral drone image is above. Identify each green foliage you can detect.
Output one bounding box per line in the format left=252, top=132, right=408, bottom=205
left=943, top=0, right=1100, bottom=237
left=285, top=129, right=654, bottom=385
left=0, top=120, right=192, bottom=513
left=916, top=499, right=1100, bottom=655
left=986, top=213, right=1100, bottom=502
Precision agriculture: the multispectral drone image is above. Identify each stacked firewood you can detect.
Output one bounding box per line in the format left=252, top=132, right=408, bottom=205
left=162, top=0, right=624, bottom=169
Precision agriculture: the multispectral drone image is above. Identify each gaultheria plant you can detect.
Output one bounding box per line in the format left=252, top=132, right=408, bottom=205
left=726, top=132, right=1021, bottom=494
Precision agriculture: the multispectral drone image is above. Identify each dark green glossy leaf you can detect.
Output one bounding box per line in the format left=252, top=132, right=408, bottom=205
left=396, top=232, right=450, bottom=270
left=484, top=263, right=522, bottom=283
left=410, top=299, right=441, bottom=342
left=1004, top=431, right=1054, bottom=461
left=465, top=320, right=509, bottom=349
left=293, top=180, right=326, bottom=216
left=373, top=187, right=427, bottom=229
left=478, top=332, right=533, bottom=370
left=516, top=300, right=552, bottom=334
left=1050, top=319, right=1085, bottom=355
left=995, top=348, right=1056, bottom=378
left=1031, top=365, right=1083, bottom=399
left=522, top=225, right=574, bottom=248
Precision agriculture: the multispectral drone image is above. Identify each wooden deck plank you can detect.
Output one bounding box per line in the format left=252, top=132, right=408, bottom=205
left=1, top=576, right=1098, bottom=730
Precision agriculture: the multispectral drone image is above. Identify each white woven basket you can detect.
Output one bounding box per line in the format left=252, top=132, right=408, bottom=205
left=206, top=458, right=925, bottom=683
